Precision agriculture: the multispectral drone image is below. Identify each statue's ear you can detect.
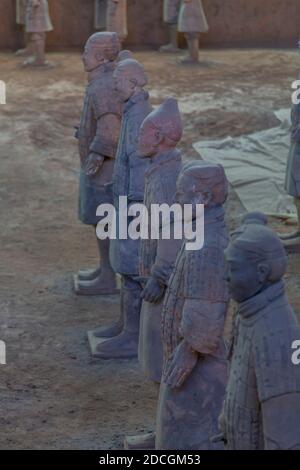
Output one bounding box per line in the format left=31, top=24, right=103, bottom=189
left=197, top=189, right=212, bottom=205
left=154, top=129, right=163, bottom=145
left=95, top=51, right=104, bottom=62
left=129, top=77, right=137, bottom=89
left=257, top=263, right=270, bottom=284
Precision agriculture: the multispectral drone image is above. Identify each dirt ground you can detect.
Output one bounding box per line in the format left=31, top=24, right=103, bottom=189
left=0, top=48, right=300, bottom=450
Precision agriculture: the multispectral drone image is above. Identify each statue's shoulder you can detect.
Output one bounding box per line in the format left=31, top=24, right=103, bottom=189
left=252, top=297, right=300, bottom=401
left=89, top=76, right=122, bottom=117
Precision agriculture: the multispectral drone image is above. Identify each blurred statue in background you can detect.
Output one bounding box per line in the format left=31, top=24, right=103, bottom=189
left=219, top=219, right=300, bottom=449
left=280, top=90, right=300, bottom=251
left=107, top=0, right=128, bottom=46
left=156, top=161, right=229, bottom=450
left=94, top=0, right=107, bottom=31
left=88, top=57, right=152, bottom=358
left=178, top=0, right=209, bottom=64
left=16, top=0, right=31, bottom=57
left=74, top=32, right=122, bottom=296
left=23, top=0, right=53, bottom=67
left=160, top=0, right=181, bottom=53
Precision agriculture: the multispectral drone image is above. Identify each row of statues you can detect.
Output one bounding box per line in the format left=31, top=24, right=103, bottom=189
left=15, top=1, right=209, bottom=66
left=74, top=31, right=300, bottom=450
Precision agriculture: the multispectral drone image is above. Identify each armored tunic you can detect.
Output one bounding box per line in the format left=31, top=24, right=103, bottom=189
left=285, top=102, right=300, bottom=197
left=26, top=0, right=53, bottom=33
left=224, top=281, right=300, bottom=450
left=138, top=149, right=183, bottom=382
left=78, top=62, right=122, bottom=225
left=107, top=0, right=127, bottom=42
left=156, top=206, right=229, bottom=450
left=109, top=90, right=152, bottom=276
left=16, top=0, right=27, bottom=25
left=163, top=0, right=181, bottom=25
left=178, top=0, right=209, bottom=34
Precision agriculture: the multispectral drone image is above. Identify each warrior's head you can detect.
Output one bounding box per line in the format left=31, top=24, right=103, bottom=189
left=82, top=32, right=120, bottom=72
left=175, top=161, right=228, bottom=211
left=138, top=97, right=183, bottom=158
left=113, top=58, right=148, bottom=102
left=225, top=220, right=287, bottom=303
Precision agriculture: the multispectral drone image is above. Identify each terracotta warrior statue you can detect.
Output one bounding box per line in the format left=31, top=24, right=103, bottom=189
left=178, top=0, right=209, bottom=64
left=23, top=0, right=53, bottom=67
left=107, top=0, right=128, bottom=46
left=124, top=98, right=184, bottom=451
left=160, top=0, right=181, bottom=53
left=156, top=161, right=229, bottom=450
left=94, top=0, right=107, bottom=31
left=16, top=0, right=30, bottom=56
left=74, top=32, right=122, bottom=296
left=87, top=58, right=152, bottom=358
left=280, top=88, right=300, bottom=250
left=138, top=98, right=183, bottom=384
left=218, top=218, right=300, bottom=450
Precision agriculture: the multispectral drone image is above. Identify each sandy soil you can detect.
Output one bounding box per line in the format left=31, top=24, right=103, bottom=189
left=0, top=49, right=300, bottom=449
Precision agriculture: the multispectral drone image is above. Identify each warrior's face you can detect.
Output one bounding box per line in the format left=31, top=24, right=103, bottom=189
left=225, top=244, right=270, bottom=303
left=82, top=43, right=103, bottom=72
left=138, top=119, right=162, bottom=157
left=114, top=68, right=135, bottom=102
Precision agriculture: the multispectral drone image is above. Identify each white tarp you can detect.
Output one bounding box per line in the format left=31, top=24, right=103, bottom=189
left=193, top=109, right=296, bottom=217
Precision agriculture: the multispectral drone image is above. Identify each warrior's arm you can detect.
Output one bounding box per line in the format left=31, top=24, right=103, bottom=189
left=164, top=300, right=226, bottom=389
left=180, top=299, right=226, bottom=355
left=142, top=228, right=182, bottom=304
left=90, top=112, right=121, bottom=159
left=85, top=112, right=121, bottom=176
left=262, top=393, right=300, bottom=450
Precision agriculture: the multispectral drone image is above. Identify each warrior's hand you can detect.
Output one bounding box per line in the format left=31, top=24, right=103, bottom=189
left=32, top=0, right=40, bottom=7
left=164, top=340, right=198, bottom=389
left=85, top=153, right=105, bottom=177
left=141, top=277, right=165, bottom=304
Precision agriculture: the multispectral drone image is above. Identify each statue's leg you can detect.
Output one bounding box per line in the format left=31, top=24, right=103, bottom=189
left=92, top=275, right=142, bottom=358
left=15, top=31, right=33, bottom=56
left=34, top=32, right=46, bottom=65
left=75, top=237, right=118, bottom=296
left=22, top=33, right=49, bottom=67
left=159, top=25, right=180, bottom=53
left=179, top=33, right=199, bottom=64
left=78, top=226, right=103, bottom=281
left=92, top=284, right=124, bottom=339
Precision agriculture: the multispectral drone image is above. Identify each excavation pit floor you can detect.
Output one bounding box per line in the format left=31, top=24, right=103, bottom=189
left=0, top=48, right=300, bottom=449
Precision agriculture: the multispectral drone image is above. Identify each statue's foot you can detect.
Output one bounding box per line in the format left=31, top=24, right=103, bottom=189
left=15, top=48, right=31, bottom=57
left=279, top=230, right=300, bottom=241
left=92, top=320, right=123, bottom=339
left=74, top=272, right=119, bottom=296
left=159, top=43, right=180, bottom=53
left=77, top=267, right=102, bottom=281
left=21, top=59, right=54, bottom=68
left=91, top=331, right=139, bottom=359
left=178, top=56, right=199, bottom=65
left=124, top=432, right=156, bottom=450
